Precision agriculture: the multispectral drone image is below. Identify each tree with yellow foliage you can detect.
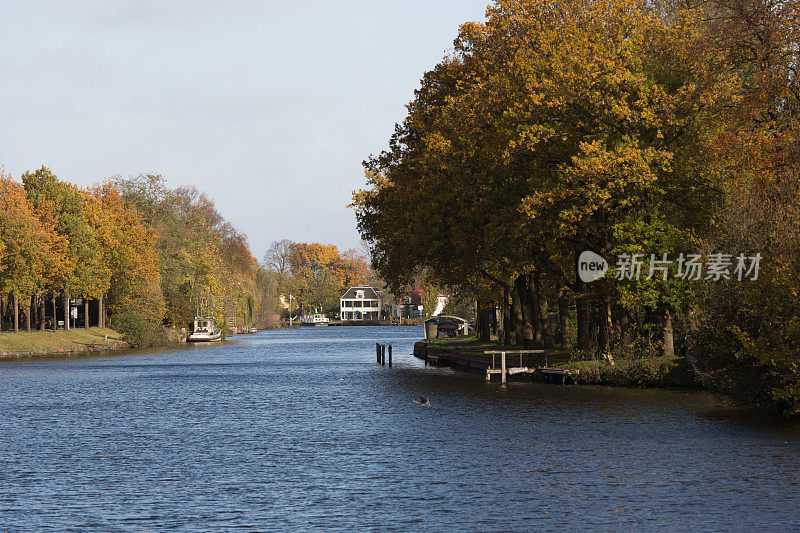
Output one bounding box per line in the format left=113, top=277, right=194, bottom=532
left=0, top=173, right=64, bottom=332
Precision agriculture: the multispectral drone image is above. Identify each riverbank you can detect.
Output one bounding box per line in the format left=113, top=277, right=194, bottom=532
left=0, top=327, right=127, bottom=358
left=276, top=320, right=425, bottom=328
left=414, top=337, right=696, bottom=388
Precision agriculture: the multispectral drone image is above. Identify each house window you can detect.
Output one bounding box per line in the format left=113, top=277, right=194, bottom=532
left=353, top=301, right=362, bottom=308
left=344, top=301, right=352, bottom=307
left=356, top=290, right=364, bottom=299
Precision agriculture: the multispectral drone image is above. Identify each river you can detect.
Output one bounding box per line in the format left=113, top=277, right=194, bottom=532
left=1, top=326, right=798, bottom=531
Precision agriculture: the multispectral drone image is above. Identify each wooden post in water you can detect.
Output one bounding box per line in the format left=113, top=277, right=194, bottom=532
left=388, top=344, right=392, bottom=368
left=501, top=351, right=507, bottom=384
left=376, top=343, right=381, bottom=364
left=381, top=344, right=386, bottom=366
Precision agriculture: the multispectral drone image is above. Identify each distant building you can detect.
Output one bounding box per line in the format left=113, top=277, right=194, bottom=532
left=340, top=286, right=383, bottom=320
left=393, top=289, right=424, bottom=318
left=393, top=289, right=449, bottom=318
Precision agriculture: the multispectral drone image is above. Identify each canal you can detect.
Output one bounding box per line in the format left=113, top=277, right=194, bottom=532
left=1, top=326, right=799, bottom=530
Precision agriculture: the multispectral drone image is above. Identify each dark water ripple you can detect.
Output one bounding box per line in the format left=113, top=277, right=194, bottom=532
left=1, top=326, right=799, bottom=531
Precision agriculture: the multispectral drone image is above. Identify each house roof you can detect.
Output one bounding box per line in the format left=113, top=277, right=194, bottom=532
left=340, top=286, right=382, bottom=300
left=406, top=289, right=424, bottom=306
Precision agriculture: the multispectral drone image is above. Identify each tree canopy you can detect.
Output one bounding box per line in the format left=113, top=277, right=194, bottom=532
left=352, top=0, right=800, bottom=415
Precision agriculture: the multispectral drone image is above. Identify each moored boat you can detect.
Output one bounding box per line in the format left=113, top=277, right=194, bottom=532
left=300, top=314, right=330, bottom=326
left=188, top=316, right=223, bottom=342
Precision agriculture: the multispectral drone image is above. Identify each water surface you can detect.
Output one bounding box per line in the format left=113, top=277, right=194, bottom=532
left=1, top=326, right=799, bottom=531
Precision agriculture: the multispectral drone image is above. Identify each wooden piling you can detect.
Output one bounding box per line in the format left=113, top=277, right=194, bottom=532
left=376, top=343, right=381, bottom=364
left=388, top=344, right=392, bottom=368
left=381, top=344, right=386, bottom=366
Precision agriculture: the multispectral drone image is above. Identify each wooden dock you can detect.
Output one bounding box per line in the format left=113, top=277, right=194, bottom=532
left=411, top=342, right=579, bottom=384
left=484, top=350, right=578, bottom=384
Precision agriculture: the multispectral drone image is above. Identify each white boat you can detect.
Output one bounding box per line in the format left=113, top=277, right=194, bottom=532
left=300, top=313, right=330, bottom=326
left=187, top=316, right=222, bottom=342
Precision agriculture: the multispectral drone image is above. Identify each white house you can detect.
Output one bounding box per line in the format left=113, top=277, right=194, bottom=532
left=392, top=289, right=449, bottom=318
left=392, top=289, right=424, bottom=318
left=340, top=286, right=383, bottom=321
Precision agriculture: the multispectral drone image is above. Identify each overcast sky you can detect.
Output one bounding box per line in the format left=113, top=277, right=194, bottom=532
left=0, top=0, right=489, bottom=257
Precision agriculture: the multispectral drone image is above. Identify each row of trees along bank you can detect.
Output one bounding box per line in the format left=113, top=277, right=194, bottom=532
left=351, top=0, right=800, bottom=416
left=0, top=169, right=282, bottom=345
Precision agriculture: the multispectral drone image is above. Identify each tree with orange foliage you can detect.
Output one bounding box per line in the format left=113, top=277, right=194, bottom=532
left=0, top=173, right=64, bottom=332
left=268, top=241, right=371, bottom=314
left=91, top=184, right=165, bottom=344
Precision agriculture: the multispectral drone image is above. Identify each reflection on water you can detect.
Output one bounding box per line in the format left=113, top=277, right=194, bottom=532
left=1, top=326, right=799, bottom=531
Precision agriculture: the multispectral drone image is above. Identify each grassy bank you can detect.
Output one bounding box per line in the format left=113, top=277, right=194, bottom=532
left=0, top=327, right=126, bottom=355
left=563, top=355, right=693, bottom=388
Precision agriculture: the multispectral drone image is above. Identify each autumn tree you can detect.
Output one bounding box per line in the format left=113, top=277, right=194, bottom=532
left=354, top=0, right=738, bottom=352
left=0, top=174, right=63, bottom=332
left=688, top=0, right=800, bottom=415
left=114, top=174, right=265, bottom=332
left=264, top=239, right=294, bottom=277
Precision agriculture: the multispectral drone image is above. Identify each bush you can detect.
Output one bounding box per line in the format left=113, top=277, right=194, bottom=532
left=110, top=311, right=168, bottom=348
left=570, top=356, right=688, bottom=388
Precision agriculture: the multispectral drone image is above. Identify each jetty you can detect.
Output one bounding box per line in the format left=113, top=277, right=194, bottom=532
left=484, top=350, right=577, bottom=383
left=413, top=340, right=578, bottom=384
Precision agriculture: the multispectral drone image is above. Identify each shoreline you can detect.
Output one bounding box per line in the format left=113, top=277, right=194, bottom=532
left=272, top=321, right=425, bottom=329
left=414, top=338, right=698, bottom=389
left=0, top=327, right=128, bottom=360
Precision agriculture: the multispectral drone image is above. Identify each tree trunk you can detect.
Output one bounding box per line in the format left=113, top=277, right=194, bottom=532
left=619, top=308, right=631, bottom=351
left=574, top=250, right=591, bottom=354
left=476, top=303, right=491, bottom=342
left=481, top=307, right=491, bottom=342
left=506, top=291, right=515, bottom=343
left=100, top=295, right=106, bottom=328
left=576, top=295, right=590, bottom=352
left=475, top=303, right=483, bottom=340
left=557, top=283, right=572, bottom=351
left=84, top=300, right=90, bottom=329
left=663, top=307, right=675, bottom=357
left=25, top=296, right=31, bottom=333
left=516, top=275, right=534, bottom=348
left=533, top=270, right=554, bottom=349
left=502, top=288, right=512, bottom=346
left=13, top=293, right=19, bottom=333
left=38, top=296, right=45, bottom=331
left=510, top=278, right=525, bottom=346
left=52, top=295, right=57, bottom=331
left=64, top=289, right=70, bottom=331
left=597, top=299, right=612, bottom=362
left=527, top=273, right=544, bottom=346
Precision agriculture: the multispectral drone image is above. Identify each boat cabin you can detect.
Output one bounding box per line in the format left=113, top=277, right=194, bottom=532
left=193, top=317, right=214, bottom=333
